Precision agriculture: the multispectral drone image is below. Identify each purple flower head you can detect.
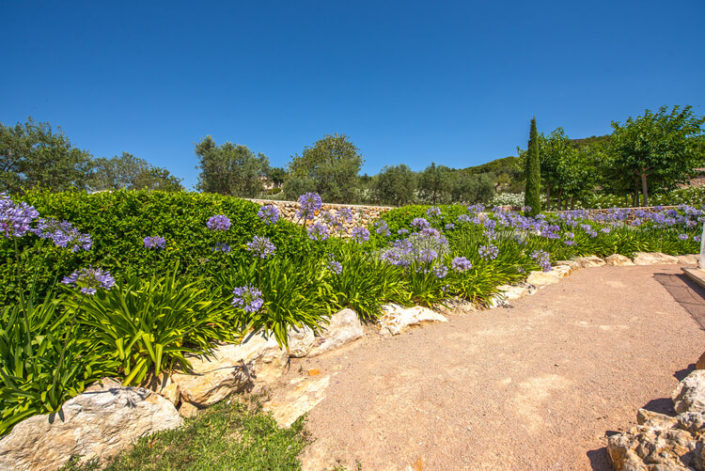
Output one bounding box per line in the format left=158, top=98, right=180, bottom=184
left=478, top=244, right=499, bottom=260
left=695, top=235, right=702, bottom=243
left=418, top=248, right=438, bottom=263
left=600, top=227, right=611, bottom=234
left=678, top=233, right=689, bottom=241
left=563, top=240, right=576, bottom=246
left=207, top=214, right=231, bottom=231
left=213, top=242, right=231, bottom=253
left=433, top=265, right=448, bottom=279
left=420, top=227, right=441, bottom=238
left=530, top=250, right=551, bottom=272
left=297, top=193, right=322, bottom=220
left=337, top=208, right=354, bottom=224
left=452, top=256, right=472, bottom=272
left=232, top=285, right=264, bottom=313
left=426, top=206, right=441, bottom=218
left=351, top=226, right=370, bottom=243
left=62, top=267, right=115, bottom=295
left=457, top=214, right=472, bottom=223
left=411, top=218, right=430, bottom=229
left=308, top=222, right=330, bottom=241
left=565, top=232, right=575, bottom=239
left=257, top=205, right=280, bottom=225
left=0, top=195, right=39, bottom=238
left=246, top=236, right=276, bottom=258
left=33, top=218, right=92, bottom=252
left=143, top=236, right=166, bottom=250
left=375, top=220, right=391, bottom=236
left=397, top=228, right=409, bottom=235
left=327, top=255, right=343, bottom=275
left=445, top=223, right=455, bottom=230
left=467, top=203, right=485, bottom=213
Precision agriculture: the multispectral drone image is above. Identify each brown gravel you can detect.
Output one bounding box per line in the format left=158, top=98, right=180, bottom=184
left=285, top=265, right=705, bottom=471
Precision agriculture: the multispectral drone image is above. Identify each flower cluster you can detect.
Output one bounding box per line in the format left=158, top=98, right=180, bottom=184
left=327, top=254, right=343, bottom=275
left=451, top=256, right=472, bottom=272
left=411, top=217, right=430, bottom=229
left=246, top=236, right=276, bottom=259
left=530, top=250, right=551, bottom=272
left=478, top=244, right=499, bottom=260
left=433, top=265, right=448, bottom=279
left=257, top=205, right=279, bottom=225
left=0, top=194, right=39, bottom=238
left=33, top=218, right=92, bottom=252
left=62, top=267, right=115, bottom=295
left=351, top=226, right=370, bottom=243
left=143, top=236, right=166, bottom=250
left=308, top=222, right=329, bottom=241
left=426, top=206, right=441, bottom=217
left=375, top=220, right=390, bottom=236
left=213, top=242, right=231, bottom=253
left=232, top=285, right=264, bottom=313
left=297, top=193, right=322, bottom=220
left=206, top=214, right=231, bottom=231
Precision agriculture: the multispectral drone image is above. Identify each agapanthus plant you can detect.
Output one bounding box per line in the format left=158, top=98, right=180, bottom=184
left=246, top=235, right=276, bottom=259
left=351, top=226, right=370, bottom=243
left=257, top=205, right=280, bottom=225
left=206, top=214, right=231, bottom=231
left=232, top=285, right=264, bottom=313
left=0, top=194, right=39, bottom=238
left=297, top=193, right=322, bottom=220
left=308, top=222, right=330, bottom=241
left=61, top=267, right=115, bottom=295
left=143, top=235, right=166, bottom=250
left=33, top=218, right=92, bottom=252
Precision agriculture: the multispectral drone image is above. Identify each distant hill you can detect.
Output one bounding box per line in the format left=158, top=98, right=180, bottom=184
left=569, top=134, right=610, bottom=148
left=463, top=156, right=520, bottom=175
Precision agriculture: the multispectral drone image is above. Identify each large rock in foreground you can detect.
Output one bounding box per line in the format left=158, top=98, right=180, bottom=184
left=605, top=254, right=634, bottom=266
left=607, top=370, right=705, bottom=471
left=171, top=332, right=288, bottom=407
left=378, top=304, right=447, bottom=336
left=0, top=378, right=182, bottom=471
left=308, top=309, right=363, bottom=356
left=574, top=255, right=606, bottom=268
left=526, top=265, right=571, bottom=287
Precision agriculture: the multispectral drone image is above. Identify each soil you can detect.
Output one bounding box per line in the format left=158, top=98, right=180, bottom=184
left=284, top=265, right=705, bottom=471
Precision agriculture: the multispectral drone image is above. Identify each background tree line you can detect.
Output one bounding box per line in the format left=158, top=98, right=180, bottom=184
left=3, top=105, right=703, bottom=208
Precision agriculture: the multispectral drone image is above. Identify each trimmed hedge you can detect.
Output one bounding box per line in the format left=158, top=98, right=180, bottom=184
left=0, top=190, right=318, bottom=304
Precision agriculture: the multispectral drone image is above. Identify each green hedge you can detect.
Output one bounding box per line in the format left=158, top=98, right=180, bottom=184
left=0, top=190, right=317, bottom=304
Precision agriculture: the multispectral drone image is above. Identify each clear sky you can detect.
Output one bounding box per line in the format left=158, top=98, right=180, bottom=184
left=2, top=0, right=704, bottom=189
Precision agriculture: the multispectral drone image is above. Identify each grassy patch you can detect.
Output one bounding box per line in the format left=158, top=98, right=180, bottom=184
left=63, top=400, right=308, bottom=471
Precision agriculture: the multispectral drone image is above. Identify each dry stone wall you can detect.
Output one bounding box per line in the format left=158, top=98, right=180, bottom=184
left=246, top=199, right=394, bottom=231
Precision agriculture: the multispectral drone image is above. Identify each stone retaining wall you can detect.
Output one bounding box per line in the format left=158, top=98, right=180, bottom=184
left=245, top=199, right=394, bottom=230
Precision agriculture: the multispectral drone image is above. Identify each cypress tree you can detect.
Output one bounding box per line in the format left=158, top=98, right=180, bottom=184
left=524, top=117, right=541, bottom=216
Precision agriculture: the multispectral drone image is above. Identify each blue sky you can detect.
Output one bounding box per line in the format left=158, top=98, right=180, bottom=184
left=2, top=0, right=704, bottom=189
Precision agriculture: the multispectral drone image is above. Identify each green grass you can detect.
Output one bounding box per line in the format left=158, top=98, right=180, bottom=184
left=62, top=400, right=308, bottom=471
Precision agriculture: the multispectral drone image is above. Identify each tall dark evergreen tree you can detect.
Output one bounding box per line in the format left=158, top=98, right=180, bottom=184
left=524, top=117, right=541, bottom=216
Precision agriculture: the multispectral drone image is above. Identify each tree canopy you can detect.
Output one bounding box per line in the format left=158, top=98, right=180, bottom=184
left=195, top=136, right=270, bottom=197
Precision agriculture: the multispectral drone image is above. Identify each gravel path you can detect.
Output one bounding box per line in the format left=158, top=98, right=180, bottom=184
left=286, top=265, right=705, bottom=471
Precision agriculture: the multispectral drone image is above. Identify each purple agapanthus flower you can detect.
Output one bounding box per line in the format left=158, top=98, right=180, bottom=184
left=0, top=195, right=39, bottom=238
left=213, top=242, right=231, bottom=253
left=327, top=255, right=343, bottom=275
left=143, top=236, right=166, bottom=249
left=246, top=236, right=276, bottom=258
left=375, top=220, right=390, bottom=236
left=297, top=193, right=323, bottom=220
left=337, top=207, right=354, bottom=224
left=308, top=222, right=330, bottom=241
left=478, top=244, right=499, bottom=260
left=678, top=234, right=689, bottom=241
left=232, top=285, right=264, bottom=313
left=433, top=265, right=448, bottom=279
left=411, top=217, right=430, bottom=229
left=426, top=206, right=441, bottom=217
left=397, top=228, right=409, bottom=235
left=418, top=248, right=438, bottom=263
left=451, top=256, right=472, bottom=272
left=207, top=214, right=231, bottom=231
left=351, top=226, right=370, bottom=243
left=445, top=223, right=455, bottom=230
left=33, top=218, right=92, bottom=252
left=257, top=205, right=280, bottom=225
left=62, top=267, right=115, bottom=295
left=530, top=250, right=551, bottom=272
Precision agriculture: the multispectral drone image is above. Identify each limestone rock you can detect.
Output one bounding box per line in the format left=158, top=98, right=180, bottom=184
left=308, top=309, right=363, bottom=356
left=574, top=255, right=606, bottom=268
left=287, top=325, right=316, bottom=358
left=378, top=304, right=448, bottom=337
left=607, top=423, right=700, bottom=471
left=527, top=265, right=571, bottom=287
left=171, top=332, right=288, bottom=407
left=554, top=260, right=581, bottom=272
left=0, top=378, right=182, bottom=471
left=678, top=254, right=700, bottom=266
left=672, top=370, right=705, bottom=414
left=434, top=299, right=476, bottom=316
left=497, top=283, right=536, bottom=301
left=632, top=252, right=679, bottom=265
left=263, top=375, right=331, bottom=427
left=140, top=373, right=180, bottom=406
left=177, top=401, right=200, bottom=418
left=605, top=254, right=635, bottom=266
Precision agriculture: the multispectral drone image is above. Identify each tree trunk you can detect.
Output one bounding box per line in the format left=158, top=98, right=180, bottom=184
left=641, top=171, right=649, bottom=207
left=557, top=191, right=563, bottom=211
left=625, top=192, right=629, bottom=207
left=569, top=196, right=575, bottom=209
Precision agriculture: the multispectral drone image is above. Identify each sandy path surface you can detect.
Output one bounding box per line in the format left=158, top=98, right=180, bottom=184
left=284, top=265, right=705, bottom=471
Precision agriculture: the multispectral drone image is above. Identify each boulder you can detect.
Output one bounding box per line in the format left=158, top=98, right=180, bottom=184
left=287, top=325, right=316, bottom=358
left=526, top=265, right=571, bottom=287
left=632, top=252, right=679, bottom=265
left=0, top=378, right=182, bottom=471
left=378, top=304, right=448, bottom=337
left=696, top=351, right=705, bottom=370
left=171, top=332, right=288, bottom=407
left=554, top=260, right=581, bottom=272
left=672, top=370, right=705, bottom=414
left=605, top=254, right=635, bottom=266
left=574, top=255, right=606, bottom=268
left=678, top=254, right=700, bottom=266
left=433, top=299, right=476, bottom=316
left=497, top=283, right=536, bottom=301
left=263, top=375, right=331, bottom=427
left=140, top=373, right=180, bottom=406
left=308, top=309, right=363, bottom=356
